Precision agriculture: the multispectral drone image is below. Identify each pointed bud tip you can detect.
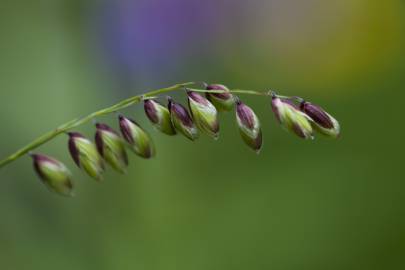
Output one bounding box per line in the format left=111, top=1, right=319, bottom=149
left=67, top=132, right=83, bottom=138
left=167, top=96, right=174, bottom=109
left=95, top=123, right=117, bottom=133
left=206, top=84, right=229, bottom=91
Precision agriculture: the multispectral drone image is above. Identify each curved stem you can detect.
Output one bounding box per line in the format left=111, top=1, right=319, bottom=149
left=0, top=82, right=290, bottom=168
left=0, top=82, right=191, bottom=168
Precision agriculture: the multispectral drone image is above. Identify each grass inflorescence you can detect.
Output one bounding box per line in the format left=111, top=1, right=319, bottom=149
left=0, top=82, right=340, bottom=196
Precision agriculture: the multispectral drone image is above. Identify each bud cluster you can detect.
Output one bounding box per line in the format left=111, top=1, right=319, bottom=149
left=28, top=83, right=340, bottom=196
left=271, top=95, right=340, bottom=139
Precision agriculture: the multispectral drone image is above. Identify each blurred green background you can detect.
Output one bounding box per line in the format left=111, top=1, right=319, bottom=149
left=0, top=0, right=404, bottom=269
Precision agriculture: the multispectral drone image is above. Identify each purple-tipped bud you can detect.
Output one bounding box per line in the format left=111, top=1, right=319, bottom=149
left=95, top=123, right=128, bottom=173
left=235, top=100, right=262, bottom=152
left=205, top=84, right=235, bottom=111
left=119, top=115, right=155, bottom=158
left=144, top=99, right=176, bottom=135
left=68, top=132, right=104, bottom=180
left=300, top=101, right=340, bottom=138
left=271, top=97, right=313, bottom=139
left=187, top=91, right=219, bottom=139
left=30, top=153, right=74, bottom=196
left=168, top=97, right=199, bottom=141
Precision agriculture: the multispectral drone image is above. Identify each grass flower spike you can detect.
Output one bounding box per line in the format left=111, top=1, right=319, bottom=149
left=0, top=82, right=341, bottom=196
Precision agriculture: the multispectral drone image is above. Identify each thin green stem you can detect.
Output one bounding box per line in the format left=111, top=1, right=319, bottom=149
left=0, top=82, right=190, bottom=168
left=0, top=82, right=292, bottom=168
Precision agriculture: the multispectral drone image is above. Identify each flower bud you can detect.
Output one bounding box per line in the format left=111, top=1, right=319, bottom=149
left=168, top=97, right=199, bottom=141
left=187, top=91, right=219, bottom=139
left=119, top=115, right=155, bottom=158
left=271, top=97, right=313, bottom=139
left=144, top=99, right=176, bottom=135
left=30, top=153, right=74, bottom=196
left=300, top=101, right=340, bottom=138
left=68, top=132, right=104, bottom=181
left=95, top=123, right=128, bottom=173
left=205, top=84, right=235, bottom=111
left=236, top=100, right=262, bottom=152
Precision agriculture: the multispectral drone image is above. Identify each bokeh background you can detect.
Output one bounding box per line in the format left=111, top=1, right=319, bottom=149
left=0, top=0, right=404, bottom=269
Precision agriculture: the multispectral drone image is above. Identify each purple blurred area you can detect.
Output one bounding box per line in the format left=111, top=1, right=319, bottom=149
left=94, top=0, right=242, bottom=85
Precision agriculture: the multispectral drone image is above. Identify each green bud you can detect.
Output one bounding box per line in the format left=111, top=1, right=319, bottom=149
left=187, top=91, right=219, bottom=139
left=144, top=99, right=176, bottom=135
left=205, top=84, right=235, bottom=111
left=271, top=97, right=313, bottom=139
left=168, top=97, right=199, bottom=141
left=95, top=123, right=128, bottom=173
left=119, top=115, right=155, bottom=158
left=300, top=101, right=340, bottom=138
left=236, top=100, right=263, bottom=152
left=30, top=153, right=74, bottom=197
left=68, top=132, right=104, bottom=181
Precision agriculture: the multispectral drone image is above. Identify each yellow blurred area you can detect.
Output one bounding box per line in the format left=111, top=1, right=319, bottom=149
left=226, top=0, right=402, bottom=93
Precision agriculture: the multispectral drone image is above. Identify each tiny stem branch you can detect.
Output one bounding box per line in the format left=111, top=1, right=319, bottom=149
left=0, top=82, right=292, bottom=168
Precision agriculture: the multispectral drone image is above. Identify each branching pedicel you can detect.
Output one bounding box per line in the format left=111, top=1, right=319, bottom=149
left=0, top=82, right=340, bottom=196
